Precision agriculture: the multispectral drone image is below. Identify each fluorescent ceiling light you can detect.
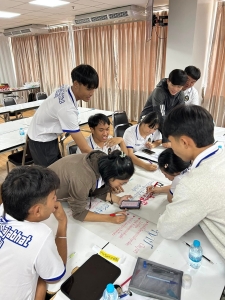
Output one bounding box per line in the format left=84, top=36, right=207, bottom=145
left=29, top=0, right=70, bottom=7
left=0, top=11, right=21, bottom=18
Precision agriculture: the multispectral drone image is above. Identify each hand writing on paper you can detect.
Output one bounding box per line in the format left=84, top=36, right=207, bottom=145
left=109, top=211, right=127, bottom=224
left=145, top=163, right=158, bottom=172
left=146, top=185, right=160, bottom=194
left=53, top=201, right=67, bottom=224
left=145, top=141, right=154, bottom=149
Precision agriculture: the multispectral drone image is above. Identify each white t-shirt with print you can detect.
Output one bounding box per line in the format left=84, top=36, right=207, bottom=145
left=0, top=205, right=65, bottom=300
left=28, top=85, right=80, bottom=142
left=76, top=134, right=120, bottom=155
left=123, top=124, right=162, bottom=152
left=184, top=86, right=199, bottom=105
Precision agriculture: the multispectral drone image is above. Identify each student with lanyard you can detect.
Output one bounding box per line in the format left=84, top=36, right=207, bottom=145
left=49, top=150, right=134, bottom=224
left=182, top=66, right=201, bottom=105
left=0, top=166, right=67, bottom=300
left=123, top=112, right=162, bottom=172
left=28, top=64, right=99, bottom=167
left=76, top=113, right=128, bottom=156
left=157, top=105, right=225, bottom=260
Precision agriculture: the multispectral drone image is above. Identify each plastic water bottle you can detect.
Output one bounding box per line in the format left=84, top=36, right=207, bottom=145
left=19, top=128, right=25, bottom=136
left=189, top=240, right=203, bottom=269
left=102, top=283, right=118, bottom=300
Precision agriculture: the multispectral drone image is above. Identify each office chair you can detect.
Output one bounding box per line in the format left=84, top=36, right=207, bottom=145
left=6, top=135, right=33, bottom=174
left=112, top=111, right=132, bottom=136
left=114, top=123, right=132, bottom=137
left=66, top=141, right=78, bottom=155
left=36, top=92, right=48, bottom=100
left=3, top=97, right=23, bottom=122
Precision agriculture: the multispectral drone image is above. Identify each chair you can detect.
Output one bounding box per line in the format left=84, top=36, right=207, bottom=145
left=66, top=141, right=78, bottom=155
left=3, top=97, right=23, bottom=122
left=112, top=111, right=132, bottom=136
left=114, top=123, right=132, bottom=137
left=36, top=92, right=48, bottom=100
left=6, top=135, right=33, bottom=174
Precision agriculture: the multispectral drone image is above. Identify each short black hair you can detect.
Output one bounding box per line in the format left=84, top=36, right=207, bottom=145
left=71, top=64, right=99, bottom=89
left=140, top=111, right=161, bottom=128
left=98, top=150, right=134, bottom=185
left=163, top=105, right=214, bottom=147
left=1, top=166, right=60, bottom=221
left=158, top=148, right=190, bottom=175
left=88, top=113, right=110, bottom=129
left=185, top=66, right=201, bottom=81
left=168, top=69, right=188, bottom=86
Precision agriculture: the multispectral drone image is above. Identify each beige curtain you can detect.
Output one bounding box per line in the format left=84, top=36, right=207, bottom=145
left=73, top=16, right=167, bottom=121
left=11, top=36, right=40, bottom=87
left=203, top=2, right=225, bottom=127
left=37, top=27, right=72, bottom=95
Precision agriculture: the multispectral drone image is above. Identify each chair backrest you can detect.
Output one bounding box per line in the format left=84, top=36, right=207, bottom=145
left=36, top=92, right=48, bottom=100
left=112, top=111, right=129, bottom=128
left=66, top=141, right=78, bottom=155
left=3, top=97, right=17, bottom=106
left=114, top=123, right=132, bottom=137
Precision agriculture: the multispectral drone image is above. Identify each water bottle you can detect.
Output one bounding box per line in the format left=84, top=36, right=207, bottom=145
left=189, top=240, right=203, bottom=269
left=19, top=128, right=25, bottom=136
left=102, top=283, right=118, bottom=300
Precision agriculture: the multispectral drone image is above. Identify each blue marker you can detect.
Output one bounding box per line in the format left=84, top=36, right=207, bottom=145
left=147, top=274, right=177, bottom=284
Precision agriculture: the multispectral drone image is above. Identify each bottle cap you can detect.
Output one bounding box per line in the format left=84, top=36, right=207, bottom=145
left=106, top=283, right=114, bottom=293
left=182, top=274, right=192, bottom=289
left=193, top=240, right=200, bottom=247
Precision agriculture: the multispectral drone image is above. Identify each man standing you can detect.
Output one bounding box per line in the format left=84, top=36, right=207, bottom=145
left=28, top=64, right=99, bottom=167
left=183, top=66, right=201, bottom=105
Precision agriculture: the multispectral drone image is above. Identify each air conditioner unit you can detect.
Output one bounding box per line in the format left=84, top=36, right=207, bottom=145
left=74, top=5, right=146, bottom=27
left=3, top=24, right=49, bottom=37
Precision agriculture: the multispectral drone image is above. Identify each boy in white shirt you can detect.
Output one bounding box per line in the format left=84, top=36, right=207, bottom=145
left=28, top=64, right=99, bottom=167
left=77, top=113, right=127, bottom=155
left=0, top=166, right=67, bottom=300
left=123, top=112, right=162, bottom=172
left=183, top=66, right=201, bottom=105
left=157, top=105, right=225, bottom=260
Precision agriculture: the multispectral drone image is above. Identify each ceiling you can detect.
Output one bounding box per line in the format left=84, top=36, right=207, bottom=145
left=0, top=0, right=168, bottom=32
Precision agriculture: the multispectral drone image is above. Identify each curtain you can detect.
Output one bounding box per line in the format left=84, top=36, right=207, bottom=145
left=0, top=36, right=16, bottom=87
left=73, top=16, right=167, bottom=121
left=203, top=2, right=225, bottom=127
left=37, top=27, right=72, bottom=95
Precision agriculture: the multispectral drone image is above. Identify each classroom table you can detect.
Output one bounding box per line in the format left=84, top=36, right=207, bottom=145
left=0, top=107, right=113, bottom=154
left=0, top=99, right=44, bottom=116
left=43, top=161, right=225, bottom=300
left=0, top=86, right=40, bottom=94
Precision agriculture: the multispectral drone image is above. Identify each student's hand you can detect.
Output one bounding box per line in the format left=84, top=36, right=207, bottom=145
left=162, top=142, right=171, bottom=148
left=53, top=201, right=67, bottom=224
left=108, top=211, right=127, bottom=224
left=112, top=186, right=124, bottom=194
left=105, top=137, right=123, bottom=147
left=145, top=141, right=154, bottom=149
left=118, top=195, right=133, bottom=206
left=146, top=186, right=161, bottom=194
left=144, top=163, right=158, bottom=172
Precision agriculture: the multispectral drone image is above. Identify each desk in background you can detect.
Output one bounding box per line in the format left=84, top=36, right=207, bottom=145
left=0, top=99, right=44, bottom=117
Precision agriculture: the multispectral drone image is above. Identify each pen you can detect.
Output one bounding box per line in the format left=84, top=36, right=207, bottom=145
left=183, top=241, right=214, bottom=264
left=148, top=160, right=153, bottom=164
left=110, top=213, right=124, bottom=217
left=121, top=270, right=140, bottom=287
left=146, top=274, right=177, bottom=284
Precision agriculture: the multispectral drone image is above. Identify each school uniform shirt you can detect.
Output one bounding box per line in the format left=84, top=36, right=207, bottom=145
left=76, top=134, right=120, bottom=155
left=123, top=124, right=162, bottom=152
left=0, top=205, right=65, bottom=300
left=157, top=144, right=225, bottom=259
left=169, top=168, right=190, bottom=195
left=184, top=86, right=199, bottom=105
left=28, top=85, right=80, bottom=142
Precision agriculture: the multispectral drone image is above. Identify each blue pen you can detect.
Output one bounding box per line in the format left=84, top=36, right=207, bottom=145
left=147, top=274, right=177, bottom=284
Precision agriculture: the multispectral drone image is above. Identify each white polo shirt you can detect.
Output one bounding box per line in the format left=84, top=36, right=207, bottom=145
left=0, top=206, right=65, bottom=300
left=123, top=124, right=162, bottom=152
left=184, top=86, right=199, bottom=105
left=76, top=134, right=120, bottom=155
left=169, top=168, right=190, bottom=195
left=28, top=85, right=80, bottom=142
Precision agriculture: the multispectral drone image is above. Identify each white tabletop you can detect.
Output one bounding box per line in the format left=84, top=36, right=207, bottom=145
left=0, top=100, right=44, bottom=114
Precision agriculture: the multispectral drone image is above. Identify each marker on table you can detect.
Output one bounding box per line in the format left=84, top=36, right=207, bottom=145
left=147, top=274, right=177, bottom=284
left=183, top=241, right=214, bottom=264
left=110, top=213, right=124, bottom=217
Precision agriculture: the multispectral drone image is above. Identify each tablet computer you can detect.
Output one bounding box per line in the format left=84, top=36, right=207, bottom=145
left=61, top=254, right=121, bottom=300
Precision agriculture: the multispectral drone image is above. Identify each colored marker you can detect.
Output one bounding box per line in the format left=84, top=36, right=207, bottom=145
left=110, top=213, right=124, bottom=217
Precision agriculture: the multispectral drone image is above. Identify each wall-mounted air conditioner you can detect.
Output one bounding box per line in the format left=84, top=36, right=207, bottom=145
left=74, top=5, right=146, bottom=27
left=3, top=24, right=49, bottom=37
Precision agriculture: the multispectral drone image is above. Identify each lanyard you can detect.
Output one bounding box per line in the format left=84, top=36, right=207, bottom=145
left=195, top=149, right=219, bottom=168
left=89, top=136, right=94, bottom=149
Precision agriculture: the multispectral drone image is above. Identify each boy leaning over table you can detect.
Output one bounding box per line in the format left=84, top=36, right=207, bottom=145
left=0, top=166, right=67, bottom=300
left=157, top=105, right=225, bottom=260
